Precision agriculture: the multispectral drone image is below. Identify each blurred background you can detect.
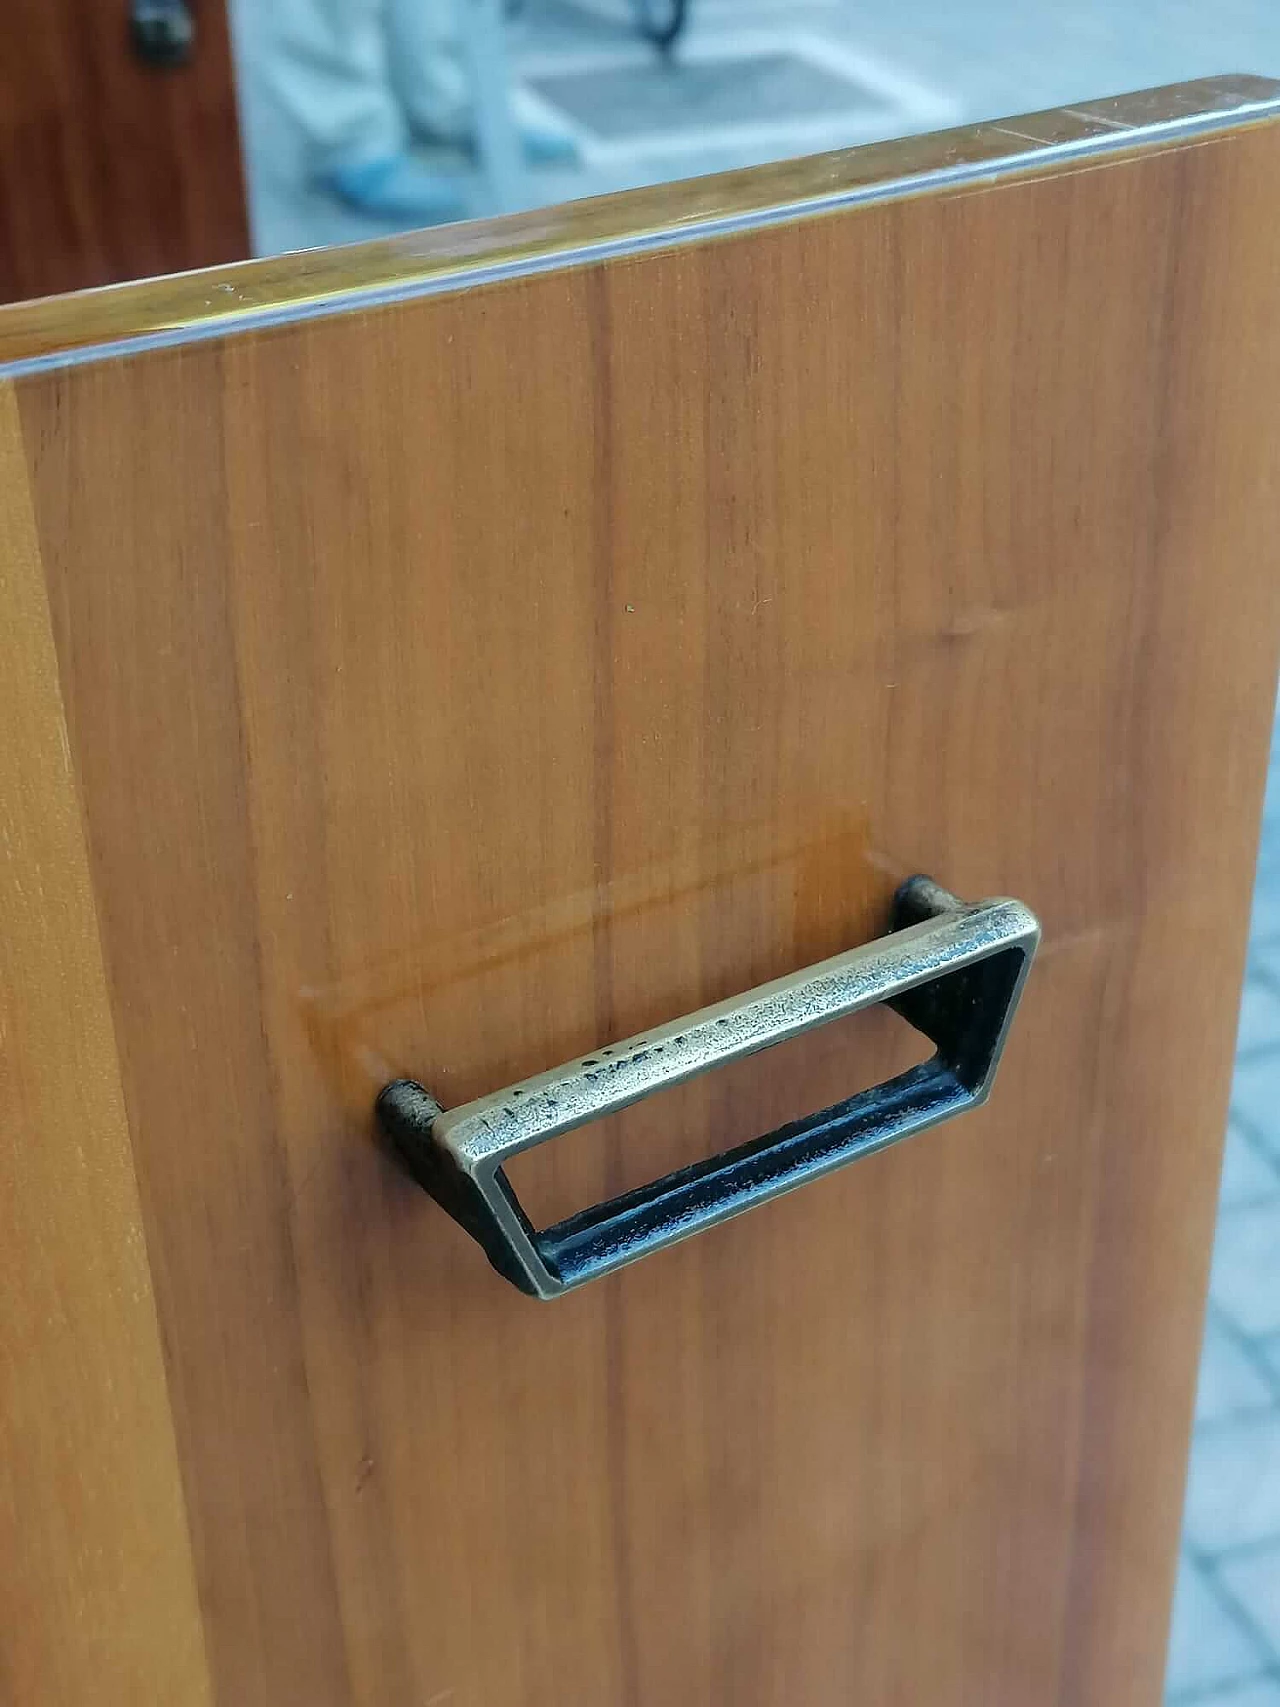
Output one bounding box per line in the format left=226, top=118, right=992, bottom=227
left=5, top=4, right=1280, bottom=1701
left=231, top=1, right=1280, bottom=257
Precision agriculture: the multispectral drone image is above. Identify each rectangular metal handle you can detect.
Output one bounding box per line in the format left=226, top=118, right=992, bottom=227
left=377, top=876, right=1039, bottom=1298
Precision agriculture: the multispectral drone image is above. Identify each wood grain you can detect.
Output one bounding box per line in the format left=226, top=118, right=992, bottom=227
left=0, top=0, right=247, bottom=302
left=0, top=386, right=212, bottom=1704
left=6, top=86, right=1280, bottom=1705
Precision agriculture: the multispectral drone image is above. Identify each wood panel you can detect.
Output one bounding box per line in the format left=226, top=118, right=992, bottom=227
left=4, top=81, right=1280, bottom=1706
left=0, top=387, right=212, bottom=1704
left=0, top=0, right=247, bottom=302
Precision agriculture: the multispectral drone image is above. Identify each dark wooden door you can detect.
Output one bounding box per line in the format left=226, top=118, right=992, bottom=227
left=0, top=0, right=247, bottom=301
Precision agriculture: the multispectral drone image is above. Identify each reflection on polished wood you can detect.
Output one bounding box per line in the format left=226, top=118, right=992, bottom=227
left=4, top=81, right=1280, bottom=1705
left=0, top=74, right=1276, bottom=366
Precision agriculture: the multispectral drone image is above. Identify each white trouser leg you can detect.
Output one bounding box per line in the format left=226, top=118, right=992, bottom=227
left=385, top=0, right=527, bottom=212
left=262, top=0, right=407, bottom=174
left=384, top=0, right=475, bottom=143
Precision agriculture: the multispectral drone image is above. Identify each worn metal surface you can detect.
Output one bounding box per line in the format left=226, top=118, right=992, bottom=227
left=378, top=876, right=1040, bottom=1297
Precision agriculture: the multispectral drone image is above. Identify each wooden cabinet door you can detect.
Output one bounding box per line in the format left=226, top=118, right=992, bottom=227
left=3, top=74, right=1279, bottom=1707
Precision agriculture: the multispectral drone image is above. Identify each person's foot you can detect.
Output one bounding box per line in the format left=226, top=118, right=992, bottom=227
left=318, top=154, right=469, bottom=224
left=514, top=111, right=579, bottom=167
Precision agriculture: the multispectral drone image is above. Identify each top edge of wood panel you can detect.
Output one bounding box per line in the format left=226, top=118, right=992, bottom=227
left=2, top=73, right=1277, bottom=377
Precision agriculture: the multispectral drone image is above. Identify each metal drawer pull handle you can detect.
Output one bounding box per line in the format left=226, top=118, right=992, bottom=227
left=377, top=876, right=1039, bottom=1299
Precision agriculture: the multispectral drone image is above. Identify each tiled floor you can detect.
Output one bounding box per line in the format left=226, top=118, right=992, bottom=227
left=1167, top=721, right=1280, bottom=1706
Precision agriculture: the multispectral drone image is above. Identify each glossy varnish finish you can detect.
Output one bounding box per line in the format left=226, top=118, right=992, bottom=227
left=0, top=0, right=247, bottom=301
left=4, top=83, right=1280, bottom=1705
left=1, top=73, right=1275, bottom=368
